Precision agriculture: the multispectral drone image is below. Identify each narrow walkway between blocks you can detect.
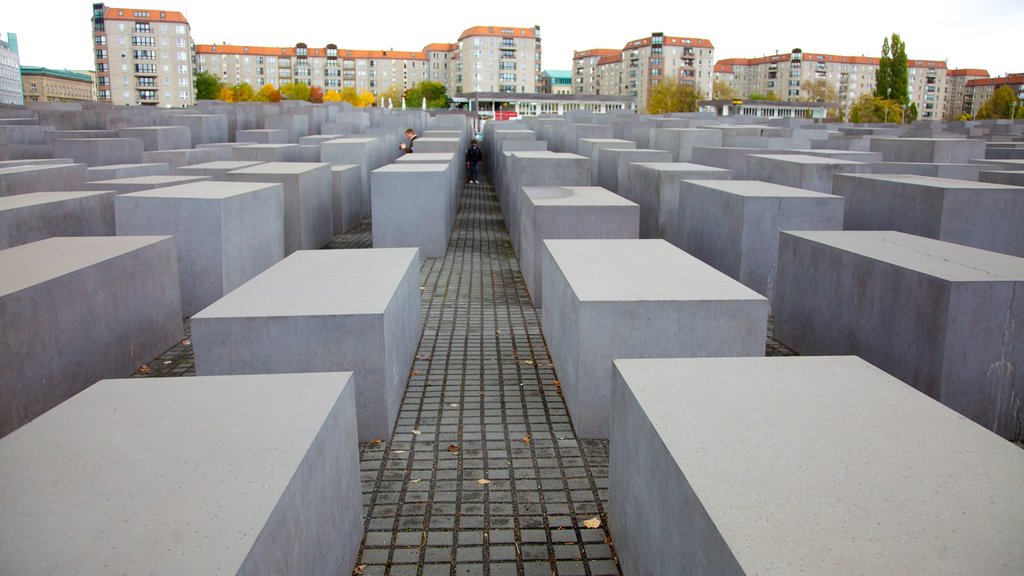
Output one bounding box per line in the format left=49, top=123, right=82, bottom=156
left=346, top=176, right=620, bottom=576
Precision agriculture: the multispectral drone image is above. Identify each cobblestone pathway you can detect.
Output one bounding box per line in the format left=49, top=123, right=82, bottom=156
left=134, top=173, right=797, bottom=575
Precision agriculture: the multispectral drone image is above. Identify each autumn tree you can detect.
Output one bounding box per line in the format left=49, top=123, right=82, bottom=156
left=355, top=89, right=376, bottom=108
left=405, top=81, right=449, bottom=108
left=713, top=79, right=737, bottom=100
left=875, top=33, right=908, bottom=106
left=195, top=70, right=222, bottom=100
left=217, top=86, right=235, bottom=102
left=323, top=89, right=342, bottom=102
left=976, top=85, right=1021, bottom=119
left=232, top=82, right=255, bottom=102
left=378, top=86, right=402, bottom=108
left=646, top=81, right=700, bottom=114
left=848, top=94, right=904, bottom=123
left=280, top=81, right=311, bottom=101
left=308, top=86, right=324, bottom=103
left=254, top=83, right=281, bottom=102
left=801, top=78, right=838, bottom=102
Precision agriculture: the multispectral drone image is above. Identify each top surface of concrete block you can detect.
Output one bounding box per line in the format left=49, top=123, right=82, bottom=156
left=786, top=230, right=1024, bottom=282
left=523, top=186, right=638, bottom=207
left=0, top=236, right=174, bottom=295
left=395, top=153, right=456, bottom=163
left=749, top=153, right=866, bottom=166
left=118, top=180, right=281, bottom=201
left=373, top=164, right=448, bottom=175
left=843, top=172, right=1022, bottom=190
left=192, top=248, right=419, bottom=318
left=544, top=239, right=765, bottom=302
left=0, top=190, right=112, bottom=209
left=228, top=161, right=329, bottom=175
left=684, top=179, right=838, bottom=198
left=511, top=151, right=585, bottom=160
left=90, top=175, right=207, bottom=186
left=179, top=160, right=264, bottom=171
left=630, top=161, right=730, bottom=175
left=613, top=355, right=1024, bottom=576
left=325, top=137, right=377, bottom=144
left=0, top=372, right=353, bottom=576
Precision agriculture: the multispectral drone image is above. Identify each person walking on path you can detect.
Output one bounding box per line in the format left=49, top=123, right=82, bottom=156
left=465, top=139, right=482, bottom=183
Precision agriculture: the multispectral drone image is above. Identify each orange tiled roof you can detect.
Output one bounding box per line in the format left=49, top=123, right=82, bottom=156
left=197, top=44, right=295, bottom=57
left=598, top=53, right=622, bottom=65
left=948, top=68, right=989, bottom=77
left=966, top=73, right=1024, bottom=88
left=102, top=6, right=188, bottom=23
left=573, top=49, right=620, bottom=60
left=715, top=52, right=946, bottom=69
left=458, top=26, right=537, bottom=42
left=424, top=43, right=458, bottom=52
left=623, top=36, right=714, bottom=50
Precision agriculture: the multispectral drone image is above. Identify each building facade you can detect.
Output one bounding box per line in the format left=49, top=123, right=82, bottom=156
left=715, top=49, right=948, bottom=120
left=21, top=67, right=95, bottom=103
left=1, top=32, right=24, bottom=105
left=540, top=70, right=571, bottom=94
left=945, top=69, right=989, bottom=118
left=452, top=26, right=541, bottom=95
left=91, top=3, right=194, bottom=107
left=572, top=33, right=715, bottom=112
left=963, top=73, right=1024, bottom=117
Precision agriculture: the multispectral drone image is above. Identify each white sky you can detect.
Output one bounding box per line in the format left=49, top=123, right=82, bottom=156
left=5, top=0, right=1022, bottom=77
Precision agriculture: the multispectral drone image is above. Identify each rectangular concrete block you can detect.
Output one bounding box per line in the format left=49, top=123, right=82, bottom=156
left=519, top=187, right=638, bottom=308
left=835, top=173, right=1024, bottom=257
left=650, top=128, right=723, bottom=162
left=0, top=236, right=183, bottom=436
left=174, top=160, right=264, bottom=178
left=236, top=129, right=289, bottom=144
left=541, top=239, right=768, bottom=438
left=623, top=162, right=731, bottom=239
left=117, top=126, right=192, bottom=151
left=679, top=180, right=845, bottom=297
left=87, top=163, right=170, bottom=181
left=610, top=355, right=1024, bottom=576
left=0, top=191, right=116, bottom=249
left=232, top=143, right=302, bottom=163
left=332, top=164, right=362, bottom=235
left=577, top=138, right=636, bottom=183
left=320, top=138, right=378, bottom=217
left=980, top=170, right=1024, bottom=187
left=868, top=161, right=987, bottom=180
left=0, top=372, right=363, bottom=576
left=143, top=147, right=224, bottom=170
left=52, top=138, right=144, bottom=167
left=870, top=137, right=987, bottom=163
left=691, top=147, right=801, bottom=180
left=166, top=114, right=229, bottom=145
left=596, top=148, right=670, bottom=193
left=371, top=164, right=453, bottom=257
left=774, top=230, right=1024, bottom=439
left=84, top=174, right=211, bottom=194
left=748, top=153, right=871, bottom=193
left=115, top=181, right=286, bottom=316
left=191, top=249, right=422, bottom=441
left=506, top=152, right=591, bottom=252
left=224, top=162, right=333, bottom=255
left=0, top=163, right=89, bottom=196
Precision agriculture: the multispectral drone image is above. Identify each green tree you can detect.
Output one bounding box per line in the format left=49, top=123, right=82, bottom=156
left=280, top=81, right=311, bottom=101
left=713, top=79, right=737, bottom=100
left=747, top=92, right=780, bottom=101
left=195, top=70, right=222, bottom=100
left=646, top=81, right=700, bottom=114
left=378, top=85, right=402, bottom=107
left=848, top=94, right=904, bottom=123
left=875, top=33, right=908, bottom=105
left=976, top=85, right=1021, bottom=119
left=801, top=78, right=838, bottom=102
left=405, top=81, right=449, bottom=108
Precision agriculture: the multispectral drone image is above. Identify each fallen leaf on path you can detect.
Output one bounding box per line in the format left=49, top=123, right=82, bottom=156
left=138, top=365, right=151, bottom=374
left=411, top=429, right=422, bottom=435
left=477, top=478, right=491, bottom=485
left=583, top=517, right=602, bottom=529
left=447, top=444, right=460, bottom=453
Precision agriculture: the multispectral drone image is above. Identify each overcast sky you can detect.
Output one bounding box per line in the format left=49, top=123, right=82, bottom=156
left=5, top=0, right=1022, bottom=77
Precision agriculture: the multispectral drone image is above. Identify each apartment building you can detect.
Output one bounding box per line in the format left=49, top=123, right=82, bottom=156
left=424, top=43, right=457, bottom=88
left=540, top=70, right=571, bottom=94
left=452, top=26, right=542, bottom=95
left=572, top=33, right=715, bottom=111
left=963, top=73, right=1024, bottom=117
left=21, top=67, right=95, bottom=103
left=91, top=3, right=194, bottom=107
left=195, top=43, right=430, bottom=94
left=1, top=32, right=24, bottom=105
left=715, top=49, right=948, bottom=119
left=945, top=69, right=989, bottom=118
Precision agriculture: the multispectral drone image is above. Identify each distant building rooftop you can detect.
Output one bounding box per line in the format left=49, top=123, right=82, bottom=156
left=20, top=67, right=93, bottom=83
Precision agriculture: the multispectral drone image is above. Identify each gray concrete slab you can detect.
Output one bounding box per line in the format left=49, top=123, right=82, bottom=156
left=870, top=137, right=987, bottom=163
left=320, top=137, right=379, bottom=217
left=224, top=162, right=333, bottom=255
left=174, top=160, right=265, bottom=178
left=980, top=170, right=1024, bottom=186
left=331, top=164, right=362, bottom=235
left=143, top=147, right=224, bottom=170
left=87, top=162, right=170, bottom=181
left=191, top=248, right=422, bottom=441
left=748, top=153, right=871, bottom=193
left=232, top=143, right=302, bottom=163
left=577, top=138, right=636, bottom=184
left=868, top=161, right=987, bottom=180
left=115, top=181, right=286, bottom=316
left=0, top=372, right=362, bottom=576
left=117, top=126, right=192, bottom=151
left=236, top=128, right=289, bottom=144
left=678, top=180, right=845, bottom=297
left=0, top=236, right=183, bottom=436
left=541, top=239, right=768, bottom=438
left=52, top=138, right=144, bottom=167
left=834, top=173, right=1024, bottom=257
left=649, top=128, right=723, bottom=162
left=370, top=164, right=453, bottom=257
left=0, top=191, right=116, bottom=249
left=596, top=148, right=670, bottom=194
left=610, top=355, right=1024, bottom=576
left=774, top=230, right=1024, bottom=439
left=518, top=187, right=639, bottom=309
left=84, top=174, right=211, bottom=194
left=506, top=152, right=590, bottom=253
left=623, top=162, right=731, bottom=239
left=0, top=163, right=89, bottom=196
left=691, top=147, right=802, bottom=180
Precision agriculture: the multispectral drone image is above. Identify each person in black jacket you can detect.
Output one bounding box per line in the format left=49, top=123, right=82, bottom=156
left=399, top=128, right=417, bottom=154
left=465, top=139, right=482, bottom=183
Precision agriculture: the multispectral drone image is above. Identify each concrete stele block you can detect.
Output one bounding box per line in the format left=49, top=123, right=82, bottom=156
left=679, top=180, right=845, bottom=297
left=191, top=249, right=422, bottom=441
left=773, top=230, right=1024, bottom=439
left=834, top=173, right=1024, bottom=257
left=518, top=186, right=638, bottom=308
left=232, top=143, right=302, bottom=163
left=174, top=160, right=265, bottom=178
left=980, top=170, right=1024, bottom=187
left=0, top=191, right=116, bottom=249
left=0, top=163, right=89, bottom=196
left=609, top=356, right=1024, bottom=576
left=52, top=138, right=144, bottom=166
left=623, top=162, right=731, bottom=239
left=370, top=164, right=453, bottom=257
left=84, top=174, right=212, bottom=194
left=0, top=236, right=183, bottom=437
left=224, top=162, right=333, bottom=255
left=541, top=239, right=768, bottom=438
left=577, top=138, right=636, bottom=184
left=320, top=137, right=377, bottom=217
left=748, top=154, right=871, bottom=194
left=331, top=164, right=362, bottom=235
left=870, top=137, right=987, bottom=163
left=0, top=372, right=362, bottom=576
left=117, top=126, right=192, bottom=151
left=596, top=148, right=670, bottom=194
left=87, top=163, right=170, bottom=181
left=115, top=181, right=286, bottom=316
